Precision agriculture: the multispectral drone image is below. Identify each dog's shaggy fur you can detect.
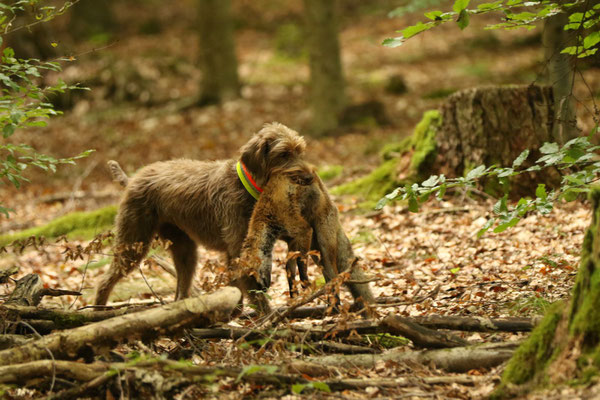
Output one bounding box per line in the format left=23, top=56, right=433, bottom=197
left=94, top=122, right=308, bottom=307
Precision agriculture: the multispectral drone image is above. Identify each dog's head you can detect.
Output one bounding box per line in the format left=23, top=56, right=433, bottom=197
left=239, top=122, right=307, bottom=186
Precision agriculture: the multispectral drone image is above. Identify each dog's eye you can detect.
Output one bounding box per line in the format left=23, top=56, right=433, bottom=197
left=280, top=151, right=290, bottom=159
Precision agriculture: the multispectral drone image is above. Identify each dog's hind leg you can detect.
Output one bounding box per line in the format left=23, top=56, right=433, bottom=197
left=95, top=204, right=157, bottom=305
left=159, top=224, right=198, bottom=300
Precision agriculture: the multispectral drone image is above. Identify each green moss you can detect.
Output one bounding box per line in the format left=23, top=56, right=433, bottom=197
left=499, top=301, right=564, bottom=387
left=380, top=137, right=412, bottom=161
left=274, top=23, right=306, bottom=60
left=318, top=165, right=343, bottom=182
left=54, top=312, right=89, bottom=328
left=331, top=110, right=441, bottom=205
left=0, top=205, right=117, bottom=246
left=331, top=159, right=399, bottom=202
left=364, top=333, right=410, bottom=349
left=410, top=110, right=441, bottom=178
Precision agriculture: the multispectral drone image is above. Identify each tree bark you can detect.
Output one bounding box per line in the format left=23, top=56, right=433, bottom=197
left=494, top=186, right=600, bottom=398
left=0, top=287, right=241, bottom=365
left=304, top=0, right=345, bottom=135
left=197, top=0, right=240, bottom=104
left=4, top=274, right=80, bottom=306
left=542, top=4, right=578, bottom=142
left=437, top=85, right=555, bottom=175
left=68, top=0, right=116, bottom=38
left=434, top=85, right=559, bottom=195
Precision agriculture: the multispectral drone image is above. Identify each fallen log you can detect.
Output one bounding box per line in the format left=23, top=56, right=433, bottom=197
left=191, top=314, right=533, bottom=346
left=382, top=314, right=468, bottom=348
left=305, top=341, right=518, bottom=373
left=0, top=286, right=241, bottom=365
left=1, top=304, right=142, bottom=329
left=322, top=375, right=485, bottom=391
left=0, top=358, right=486, bottom=396
left=414, top=315, right=538, bottom=332
left=243, top=306, right=537, bottom=332
left=0, top=359, right=107, bottom=383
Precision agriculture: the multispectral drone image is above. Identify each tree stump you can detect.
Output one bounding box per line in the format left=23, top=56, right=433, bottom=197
left=332, top=85, right=562, bottom=201
left=433, top=85, right=559, bottom=195
left=436, top=85, right=554, bottom=174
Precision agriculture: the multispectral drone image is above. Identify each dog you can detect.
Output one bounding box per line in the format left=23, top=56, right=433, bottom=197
left=94, top=122, right=309, bottom=309
left=106, top=158, right=311, bottom=300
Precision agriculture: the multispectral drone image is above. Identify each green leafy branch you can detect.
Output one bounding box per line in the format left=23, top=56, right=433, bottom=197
left=0, top=0, right=92, bottom=216
left=376, top=129, right=600, bottom=236
left=384, top=0, right=596, bottom=55
left=0, top=0, right=81, bottom=35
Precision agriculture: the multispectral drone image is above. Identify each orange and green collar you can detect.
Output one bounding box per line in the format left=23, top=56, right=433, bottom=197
left=236, top=161, right=263, bottom=200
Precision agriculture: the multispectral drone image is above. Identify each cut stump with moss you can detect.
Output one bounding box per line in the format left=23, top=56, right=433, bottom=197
left=332, top=110, right=441, bottom=205
left=435, top=84, right=558, bottom=195
left=333, top=84, right=560, bottom=203
left=492, top=186, right=600, bottom=398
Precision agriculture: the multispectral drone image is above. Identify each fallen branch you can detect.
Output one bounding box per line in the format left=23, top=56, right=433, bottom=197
left=0, top=359, right=107, bottom=383
left=382, top=314, right=468, bottom=348
left=0, top=265, right=19, bottom=284
left=305, top=341, right=518, bottom=373
left=0, top=334, right=31, bottom=350
left=414, top=314, right=538, bottom=332
left=321, top=375, right=485, bottom=391
left=0, top=358, right=487, bottom=396
left=5, top=274, right=80, bottom=306
left=1, top=304, right=141, bottom=325
left=0, top=286, right=241, bottom=365
left=191, top=313, right=535, bottom=345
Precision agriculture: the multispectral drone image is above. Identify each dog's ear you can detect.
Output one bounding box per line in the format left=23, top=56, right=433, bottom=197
left=240, top=134, right=271, bottom=179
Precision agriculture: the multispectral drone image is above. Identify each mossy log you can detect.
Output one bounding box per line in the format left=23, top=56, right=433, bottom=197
left=492, top=187, right=600, bottom=398
left=0, top=205, right=117, bottom=246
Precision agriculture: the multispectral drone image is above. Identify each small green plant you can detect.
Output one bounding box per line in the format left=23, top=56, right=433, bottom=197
left=235, top=365, right=278, bottom=383
left=377, top=132, right=600, bottom=236
left=385, top=1, right=600, bottom=57
left=509, top=295, right=552, bottom=315
left=291, top=381, right=331, bottom=394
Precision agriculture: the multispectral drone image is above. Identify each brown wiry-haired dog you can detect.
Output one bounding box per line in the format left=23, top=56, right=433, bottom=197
left=236, top=166, right=375, bottom=315
left=94, top=122, right=309, bottom=309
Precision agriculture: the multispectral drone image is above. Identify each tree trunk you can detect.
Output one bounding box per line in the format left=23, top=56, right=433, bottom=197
left=197, top=0, right=240, bottom=104
left=68, top=0, right=116, bottom=39
left=493, top=187, right=600, bottom=398
left=303, top=0, right=345, bottom=135
left=543, top=11, right=578, bottom=142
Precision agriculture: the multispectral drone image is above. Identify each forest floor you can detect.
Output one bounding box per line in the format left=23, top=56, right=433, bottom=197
left=1, top=2, right=599, bottom=399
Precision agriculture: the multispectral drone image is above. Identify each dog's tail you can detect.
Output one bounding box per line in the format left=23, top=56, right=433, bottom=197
left=107, top=160, right=129, bottom=187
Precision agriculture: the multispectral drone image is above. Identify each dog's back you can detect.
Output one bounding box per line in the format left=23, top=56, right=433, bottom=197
left=122, top=159, right=253, bottom=255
